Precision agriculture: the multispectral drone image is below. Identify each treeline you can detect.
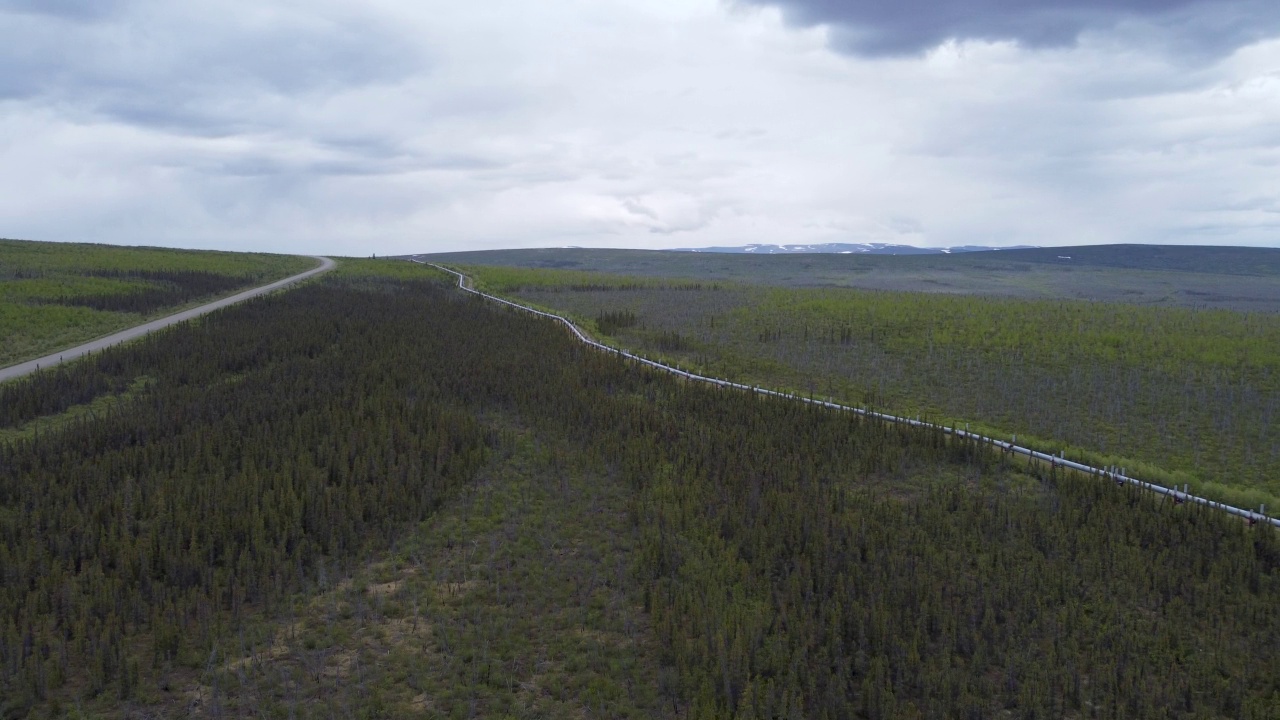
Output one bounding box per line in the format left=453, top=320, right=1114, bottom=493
left=31, top=269, right=252, bottom=314
left=464, top=264, right=722, bottom=293
left=0, top=363, right=133, bottom=428
left=596, top=308, right=638, bottom=335
left=1, top=238, right=313, bottom=368
left=1, top=268, right=1277, bottom=717
left=0, top=239, right=310, bottom=280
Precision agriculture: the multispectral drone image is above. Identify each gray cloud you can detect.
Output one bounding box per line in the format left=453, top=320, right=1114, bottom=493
left=1, top=1, right=1277, bottom=254
left=0, top=4, right=422, bottom=132
left=738, top=0, right=1280, bottom=55
left=0, top=0, right=127, bottom=22
left=204, top=149, right=502, bottom=179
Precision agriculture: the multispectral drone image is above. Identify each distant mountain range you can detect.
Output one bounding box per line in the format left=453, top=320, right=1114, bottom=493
left=673, top=243, right=1038, bottom=255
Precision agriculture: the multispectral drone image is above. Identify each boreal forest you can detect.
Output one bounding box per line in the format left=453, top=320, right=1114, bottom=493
left=0, top=259, right=1277, bottom=718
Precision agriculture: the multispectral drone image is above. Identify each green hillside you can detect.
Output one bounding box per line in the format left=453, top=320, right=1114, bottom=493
left=0, top=238, right=313, bottom=367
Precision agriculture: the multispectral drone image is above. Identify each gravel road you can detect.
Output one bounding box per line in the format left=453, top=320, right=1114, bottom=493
left=0, top=255, right=334, bottom=384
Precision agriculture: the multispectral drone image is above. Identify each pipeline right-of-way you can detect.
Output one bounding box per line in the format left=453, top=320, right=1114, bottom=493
left=422, top=261, right=1278, bottom=530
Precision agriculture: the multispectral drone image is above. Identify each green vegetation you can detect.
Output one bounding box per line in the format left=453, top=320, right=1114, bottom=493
left=329, top=258, right=451, bottom=280
left=423, top=244, right=1280, bottom=312
left=463, top=263, right=1280, bottom=510
left=0, top=376, right=153, bottom=445
left=0, top=270, right=492, bottom=716
left=630, top=397, right=1280, bottom=719
left=2, top=260, right=1277, bottom=718
left=460, top=263, right=719, bottom=293
left=189, top=427, right=671, bottom=719
left=0, top=238, right=314, bottom=366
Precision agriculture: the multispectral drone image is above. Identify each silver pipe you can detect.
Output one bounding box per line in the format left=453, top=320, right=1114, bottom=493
left=426, top=262, right=1280, bottom=530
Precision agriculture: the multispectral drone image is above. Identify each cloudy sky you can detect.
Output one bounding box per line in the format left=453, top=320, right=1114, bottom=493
left=1, top=0, right=1278, bottom=255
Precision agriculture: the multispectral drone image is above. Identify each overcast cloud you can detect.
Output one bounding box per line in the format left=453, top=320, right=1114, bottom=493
left=0, top=0, right=1277, bottom=254
left=742, top=0, right=1280, bottom=56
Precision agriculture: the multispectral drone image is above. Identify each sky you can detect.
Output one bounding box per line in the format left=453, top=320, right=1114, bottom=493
left=1, top=0, right=1278, bottom=255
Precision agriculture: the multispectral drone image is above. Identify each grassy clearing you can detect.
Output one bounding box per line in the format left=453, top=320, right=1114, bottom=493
left=329, top=258, right=446, bottom=280
left=156, top=426, right=671, bottom=719
left=0, top=303, right=133, bottom=366
left=461, top=263, right=721, bottom=293
left=1, top=276, right=157, bottom=302
left=0, top=376, right=152, bottom=444
left=0, top=238, right=313, bottom=367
